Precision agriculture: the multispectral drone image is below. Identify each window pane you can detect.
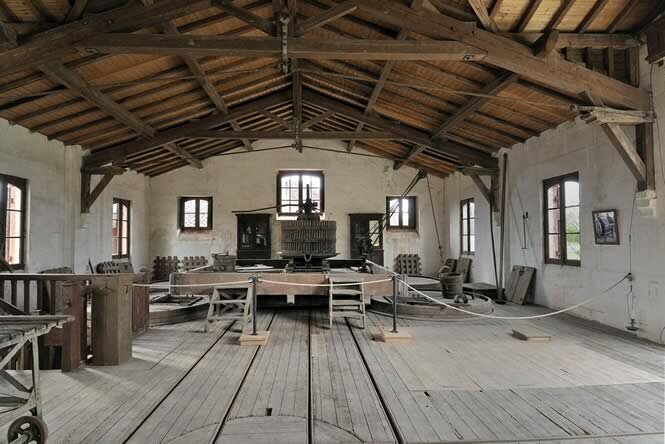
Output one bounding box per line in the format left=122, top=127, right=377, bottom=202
left=6, top=210, right=21, bottom=237
left=184, top=199, right=196, bottom=213
left=566, top=234, right=581, bottom=261
left=281, top=189, right=290, bottom=201
left=199, top=199, right=208, bottom=214
left=469, top=235, right=475, bottom=252
left=112, top=202, right=119, bottom=219
left=565, top=181, right=579, bottom=207
left=311, top=189, right=320, bottom=201
left=462, top=203, right=468, bottom=218
left=469, top=219, right=475, bottom=236
left=565, top=207, right=580, bottom=234
left=547, top=209, right=560, bottom=234
left=7, top=184, right=22, bottom=210
left=402, top=211, right=409, bottom=227
left=547, top=184, right=560, bottom=209
left=121, top=237, right=128, bottom=256
left=548, top=234, right=561, bottom=259
left=184, top=213, right=196, bottom=228
left=112, top=219, right=119, bottom=237
left=121, top=204, right=129, bottom=221
left=469, top=201, right=475, bottom=218
left=401, top=198, right=409, bottom=212
left=462, top=221, right=469, bottom=235
left=112, top=237, right=119, bottom=256
left=5, top=237, right=21, bottom=265
left=121, top=221, right=129, bottom=238
left=199, top=213, right=208, bottom=227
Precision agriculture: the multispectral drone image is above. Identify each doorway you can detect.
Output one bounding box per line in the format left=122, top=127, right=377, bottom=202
left=349, top=213, right=384, bottom=266
left=236, top=214, right=271, bottom=259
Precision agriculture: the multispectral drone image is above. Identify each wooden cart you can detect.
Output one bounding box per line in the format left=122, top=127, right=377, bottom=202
left=0, top=315, right=72, bottom=444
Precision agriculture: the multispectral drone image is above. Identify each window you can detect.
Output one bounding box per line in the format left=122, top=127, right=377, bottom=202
left=1, top=174, right=27, bottom=269
left=386, top=196, right=416, bottom=230
left=460, top=198, right=475, bottom=255
left=112, top=198, right=130, bottom=259
left=178, top=197, right=213, bottom=230
left=277, top=171, right=324, bottom=215
left=544, top=172, right=580, bottom=266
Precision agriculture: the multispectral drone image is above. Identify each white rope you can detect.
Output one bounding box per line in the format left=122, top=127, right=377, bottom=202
left=258, top=278, right=393, bottom=287
left=133, top=279, right=251, bottom=288
left=397, top=274, right=630, bottom=321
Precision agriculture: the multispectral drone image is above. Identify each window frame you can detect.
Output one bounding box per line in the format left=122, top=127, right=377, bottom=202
left=460, top=198, right=475, bottom=256
left=276, top=170, right=325, bottom=216
left=0, top=174, right=27, bottom=270
left=543, top=172, right=581, bottom=267
left=178, top=196, right=213, bottom=231
left=112, top=198, right=131, bottom=259
left=385, top=196, right=417, bottom=231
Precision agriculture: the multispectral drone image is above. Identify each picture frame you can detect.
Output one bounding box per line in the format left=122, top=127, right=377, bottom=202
left=592, top=209, right=620, bottom=245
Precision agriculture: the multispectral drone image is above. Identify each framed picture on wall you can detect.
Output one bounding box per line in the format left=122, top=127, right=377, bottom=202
left=592, top=209, right=619, bottom=245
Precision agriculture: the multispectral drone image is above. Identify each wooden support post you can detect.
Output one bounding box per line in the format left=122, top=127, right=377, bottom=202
left=60, top=282, right=84, bottom=372
left=469, top=173, right=494, bottom=208
left=636, top=123, right=656, bottom=191
left=91, top=275, right=133, bottom=365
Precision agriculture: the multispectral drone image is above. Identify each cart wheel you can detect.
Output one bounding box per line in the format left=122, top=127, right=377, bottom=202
left=7, top=416, right=48, bottom=444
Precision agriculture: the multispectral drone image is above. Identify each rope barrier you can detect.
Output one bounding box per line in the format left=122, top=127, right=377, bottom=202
left=133, top=277, right=393, bottom=289
left=258, top=278, right=393, bottom=287
left=132, top=279, right=251, bottom=288
left=397, top=274, right=631, bottom=321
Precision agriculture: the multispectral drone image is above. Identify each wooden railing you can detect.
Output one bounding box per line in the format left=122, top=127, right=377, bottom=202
left=0, top=273, right=150, bottom=372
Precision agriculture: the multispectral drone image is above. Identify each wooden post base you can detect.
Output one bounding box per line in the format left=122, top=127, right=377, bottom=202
left=379, top=327, right=412, bottom=343
left=512, top=326, right=551, bottom=342
left=239, top=330, right=271, bottom=346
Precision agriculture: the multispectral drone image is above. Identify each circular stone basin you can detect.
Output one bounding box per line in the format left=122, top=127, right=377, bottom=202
left=369, top=290, right=493, bottom=321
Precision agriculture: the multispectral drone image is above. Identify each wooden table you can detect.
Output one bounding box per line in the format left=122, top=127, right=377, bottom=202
left=0, top=315, right=72, bottom=444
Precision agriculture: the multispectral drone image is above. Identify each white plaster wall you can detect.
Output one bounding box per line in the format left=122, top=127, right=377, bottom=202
left=149, top=139, right=447, bottom=275
left=442, top=60, right=665, bottom=343
left=0, top=119, right=150, bottom=273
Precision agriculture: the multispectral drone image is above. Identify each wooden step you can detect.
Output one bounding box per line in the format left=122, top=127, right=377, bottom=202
left=332, top=300, right=364, bottom=306
left=331, top=289, right=362, bottom=296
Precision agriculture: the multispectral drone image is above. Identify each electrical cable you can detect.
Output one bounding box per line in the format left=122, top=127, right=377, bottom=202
left=489, top=198, right=500, bottom=301
left=426, top=174, right=444, bottom=264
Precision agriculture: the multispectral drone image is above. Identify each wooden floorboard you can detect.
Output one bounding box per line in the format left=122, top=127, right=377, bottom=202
left=0, top=304, right=661, bottom=444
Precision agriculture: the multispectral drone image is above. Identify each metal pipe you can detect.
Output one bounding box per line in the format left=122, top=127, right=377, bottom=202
left=251, top=274, right=258, bottom=335
left=392, top=275, right=398, bottom=333
left=497, top=153, right=509, bottom=302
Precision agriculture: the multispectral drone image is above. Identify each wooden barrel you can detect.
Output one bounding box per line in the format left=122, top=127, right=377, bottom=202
left=440, top=272, right=463, bottom=299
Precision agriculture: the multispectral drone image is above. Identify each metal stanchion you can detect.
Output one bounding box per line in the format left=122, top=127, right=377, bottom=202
left=251, top=274, right=258, bottom=336
left=392, top=275, right=398, bottom=333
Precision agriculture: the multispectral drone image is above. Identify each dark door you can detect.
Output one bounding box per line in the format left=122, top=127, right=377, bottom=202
left=237, top=214, right=271, bottom=259
left=350, top=213, right=384, bottom=266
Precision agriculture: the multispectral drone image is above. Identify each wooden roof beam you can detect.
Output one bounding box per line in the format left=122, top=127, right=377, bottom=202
left=75, top=34, right=487, bottom=61
left=214, top=0, right=276, bottom=35
left=82, top=91, right=291, bottom=168
left=504, top=32, right=639, bottom=49
left=355, top=0, right=650, bottom=110
left=467, top=0, right=500, bottom=32
left=607, top=0, right=639, bottom=33
left=64, top=0, right=89, bottom=23
left=303, top=89, right=498, bottom=168
left=0, top=0, right=219, bottom=78
left=576, top=0, right=609, bottom=33
left=547, top=0, right=576, bottom=30
left=428, top=0, right=477, bottom=23
left=515, top=0, right=544, bottom=32
left=294, top=0, right=358, bottom=36
left=188, top=130, right=396, bottom=140
left=0, top=20, right=17, bottom=48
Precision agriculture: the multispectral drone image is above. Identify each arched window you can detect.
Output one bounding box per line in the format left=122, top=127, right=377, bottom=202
left=544, top=172, right=580, bottom=266
left=112, top=198, right=131, bottom=258
left=1, top=174, right=27, bottom=269
left=178, top=197, right=213, bottom=230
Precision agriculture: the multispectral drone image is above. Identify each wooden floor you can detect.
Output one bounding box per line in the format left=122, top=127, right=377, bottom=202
left=1, top=304, right=663, bottom=444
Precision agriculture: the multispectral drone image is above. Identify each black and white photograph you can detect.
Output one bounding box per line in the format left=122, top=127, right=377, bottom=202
left=593, top=209, right=620, bottom=245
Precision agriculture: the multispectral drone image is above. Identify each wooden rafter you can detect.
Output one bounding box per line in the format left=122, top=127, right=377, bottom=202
left=467, top=0, right=500, bottom=32
left=607, top=0, right=639, bottom=33
left=576, top=0, right=609, bottom=33
left=505, top=32, right=639, bottom=49
left=546, top=0, right=576, bottom=30
left=515, top=0, right=544, bottom=32
left=83, top=91, right=292, bottom=168
left=0, top=19, right=16, bottom=48
left=301, top=110, right=333, bottom=130
left=64, top=0, right=89, bottom=23
left=214, top=0, right=275, bottom=35
left=39, top=62, right=203, bottom=169
left=189, top=130, right=396, bottom=140
left=294, top=0, right=358, bottom=36
left=347, top=0, right=420, bottom=153
left=288, top=0, right=302, bottom=152
left=260, top=109, right=292, bottom=129
left=428, top=0, right=476, bottom=22
left=81, top=172, right=115, bottom=213
left=354, top=0, right=649, bottom=110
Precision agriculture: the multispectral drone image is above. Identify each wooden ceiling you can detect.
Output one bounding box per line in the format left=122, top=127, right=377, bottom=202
left=0, top=0, right=662, bottom=177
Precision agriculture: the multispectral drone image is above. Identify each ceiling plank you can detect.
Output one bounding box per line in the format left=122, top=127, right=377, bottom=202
left=505, top=32, right=638, bottom=49
left=260, top=109, right=293, bottom=129
left=189, top=130, right=396, bottom=140
left=83, top=91, right=291, bottom=168
left=301, top=110, right=333, bottom=129
left=295, top=0, right=358, bottom=36
left=355, top=0, right=649, bottom=110
left=0, top=0, right=218, bottom=78
left=164, top=142, right=204, bottom=168
left=213, top=0, right=276, bottom=35
left=467, top=0, right=500, bottom=32
left=0, top=20, right=17, bottom=48
left=76, top=34, right=487, bottom=61
left=607, top=0, right=639, bottom=33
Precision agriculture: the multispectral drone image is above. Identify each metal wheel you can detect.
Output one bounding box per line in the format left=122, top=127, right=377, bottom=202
left=7, top=415, right=48, bottom=444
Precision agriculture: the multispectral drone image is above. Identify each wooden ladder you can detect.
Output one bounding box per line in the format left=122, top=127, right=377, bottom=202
left=204, top=283, right=253, bottom=333
left=328, top=276, right=366, bottom=329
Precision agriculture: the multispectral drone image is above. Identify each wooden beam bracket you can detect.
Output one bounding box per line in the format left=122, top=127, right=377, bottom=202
left=81, top=171, right=116, bottom=214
